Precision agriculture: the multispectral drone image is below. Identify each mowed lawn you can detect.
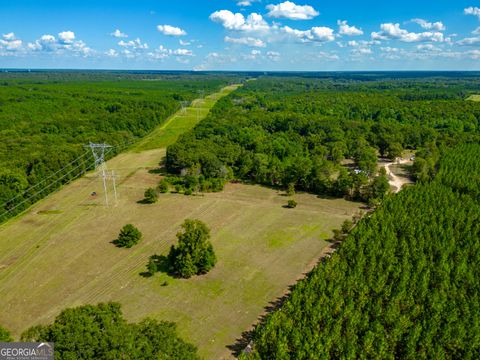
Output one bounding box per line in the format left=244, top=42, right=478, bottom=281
left=0, top=86, right=361, bottom=359
left=467, top=94, right=480, bottom=101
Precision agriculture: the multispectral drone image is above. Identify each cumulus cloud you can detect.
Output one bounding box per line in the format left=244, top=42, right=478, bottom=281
left=111, top=29, right=128, bottom=38
left=283, top=25, right=335, bottom=42
left=105, top=49, right=119, bottom=57
left=411, top=19, right=446, bottom=31
left=237, top=0, right=259, bottom=6
left=173, top=48, right=193, bottom=56
left=465, top=7, right=480, bottom=19
left=157, top=25, right=187, bottom=36
left=0, top=33, right=23, bottom=52
left=225, top=36, right=266, bottom=47
left=28, top=31, right=92, bottom=56
left=118, top=38, right=148, bottom=49
left=267, top=51, right=281, bottom=61
left=337, top=20, right=363, bottom=36
left=210, top=10, right=269, bottom=32
left=58, top=31, right=75, bottom=44
left=371, top=23, right=444, bottom=42
left=457, top=36, right=480, bottom=46
left=266, top=1, right=319, bottom=20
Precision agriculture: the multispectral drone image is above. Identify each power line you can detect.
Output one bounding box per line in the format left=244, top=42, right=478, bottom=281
left=0, top=156, right=93, bottom=219
left=0, top=151, right=91, bottom=210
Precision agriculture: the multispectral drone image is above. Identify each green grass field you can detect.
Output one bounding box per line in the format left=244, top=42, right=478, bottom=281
left=0, top=85, right=361, bottom=359
left=467, top=95, right=480, bottom=102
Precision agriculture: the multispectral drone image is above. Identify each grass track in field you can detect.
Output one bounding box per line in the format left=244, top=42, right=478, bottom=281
left=132, top=85, right=240, bottom=151
left=0, top=84, right=361, bottom=359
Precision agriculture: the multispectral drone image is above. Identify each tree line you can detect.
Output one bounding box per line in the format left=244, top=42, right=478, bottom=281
left=166, top=76, right=480, bottom=202
left=244, top=144, right=480, bottom=359
left=0, top=74, right=233, bottom=222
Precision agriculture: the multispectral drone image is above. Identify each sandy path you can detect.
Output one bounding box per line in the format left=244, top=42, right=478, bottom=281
left=381, top=158, right=413, bottom=193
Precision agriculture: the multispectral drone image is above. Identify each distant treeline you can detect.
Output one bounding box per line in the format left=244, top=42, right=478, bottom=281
left=0, top=75, right=233, bottom=222
left=245, top=144, right=480, bottom=359
left=167, top=77, right=480, bottom=200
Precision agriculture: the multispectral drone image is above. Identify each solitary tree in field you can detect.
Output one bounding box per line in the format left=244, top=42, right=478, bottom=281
left=168, top=219, right=216, bottom=278
left=286, top=199, right=297, bottom=208
left=114, top=224, right=142, bottom=248
left=143, top=187, right=158, bottom=204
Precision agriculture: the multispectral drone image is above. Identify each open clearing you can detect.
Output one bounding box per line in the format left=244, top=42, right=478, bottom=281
left=467, top=95, right=480, bottom=102
left=0, top=85, right=360, bottom=359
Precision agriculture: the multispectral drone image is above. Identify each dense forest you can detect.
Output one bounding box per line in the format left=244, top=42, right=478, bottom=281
left=21, top=302, right=199, bottom=359
left=242, top=144, right=480, bottom=359
left=167, top=76, right=480, bottom=202
left=0, top=73, right=233, bottom=222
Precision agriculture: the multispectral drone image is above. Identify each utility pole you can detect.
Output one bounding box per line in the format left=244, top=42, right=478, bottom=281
left=85, top=142, right=116, bottom=207
left=180, top=101, right=189, bottom=115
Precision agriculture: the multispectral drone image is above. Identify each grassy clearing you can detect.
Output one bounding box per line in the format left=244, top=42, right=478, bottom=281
left=0, top=84, right=360, bottom=359
left=133, top=85, right=240, bottom=152
left=467, top=95, right=480, bottom=102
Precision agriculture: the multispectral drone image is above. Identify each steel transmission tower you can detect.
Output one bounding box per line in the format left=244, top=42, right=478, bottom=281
left=84, top=142, right=118, bottom=207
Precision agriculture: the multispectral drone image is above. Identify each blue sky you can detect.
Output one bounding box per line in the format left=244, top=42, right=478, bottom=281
left=0, top=0, right=479, bottom=70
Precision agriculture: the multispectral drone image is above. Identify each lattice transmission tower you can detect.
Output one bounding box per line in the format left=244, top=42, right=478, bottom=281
left=84, top=142, right=118, bottom=207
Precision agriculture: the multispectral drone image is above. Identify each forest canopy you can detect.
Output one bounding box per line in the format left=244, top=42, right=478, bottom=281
left=0, top=73, right=233, bottom=222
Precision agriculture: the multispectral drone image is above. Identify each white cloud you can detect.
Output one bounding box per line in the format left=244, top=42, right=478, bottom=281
left=157, top=24, right=187, bottom=36
left=237, top=0, right=259, bottom=6
left=58, top=31, right=75, bottom=44
left=0, top=33, right=23, bottom=52
left=337, top=20, right=363, bottom=36
left=173, top=48, right=193, bottom=56
left=457, top=36, right=480, bottom=46
left=111, top=29, right=128, bottom=38
left=283, top=25, right=335, bottom=42
left=28, top=32, right=92, bottom=56
left=266, top=1, right=319, bottom=20
left=179, top=39, right=191, bottom=46
left=371, top=23, right=444, bottom=42
left=118, top=38, right=148, bottom=49
left=411, top=19, right=446, bottom=31
left=473, top=27, right=480, bottom=35
left=210, top=10, right=270, bottom=32
left=105, top=49, right=119, bottom=57
left=317, top=51, right=340, bottom=60
left=243, top=49, right=262, bottom=60
left=465, top=7, right=480, bottom=19
left=267, top=51, right=280, bottom=61
left=225, top=36, right=266, bottom=47
left=3, top=33, right=16, bottom=41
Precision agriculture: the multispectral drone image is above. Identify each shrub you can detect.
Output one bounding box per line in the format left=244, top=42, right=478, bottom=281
left=114, top=224, right=142, bottom=248
left=158, top=179, right=169, bottom=193
left=286, top=200, right=297, bottom=208
left=143, top=187, right=158, bottom=204
left=0, top=325, right=12, bottom=341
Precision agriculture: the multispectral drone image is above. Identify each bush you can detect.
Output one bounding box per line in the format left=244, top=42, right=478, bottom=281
left=286, top=200, right=297, bottom=208
left=168, top=219, right=216, bottom=278
left=143, top=187, right=158, bottom=204
left=158, top=179, right=169, bottom=193
left=114, top=224, right=142, bottom=248
left=0, top=325, right=12, bottom=341
left=184, top=188, right=193, bottom=196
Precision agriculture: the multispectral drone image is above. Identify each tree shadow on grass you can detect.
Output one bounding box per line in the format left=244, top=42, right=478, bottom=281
left=139, top=255, right=171, bottom=278
left=226, top=287, right=294, bottom=357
